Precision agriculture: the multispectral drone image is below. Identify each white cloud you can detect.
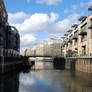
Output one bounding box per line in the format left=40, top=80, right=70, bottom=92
left=50, top=13, right=80, bottom=34
left=8, top=12, right=59, bottom=52
left=8, top=11, right=80, bottom=53
left=21, top=34, right=37, bottom=47
left=36, top=0, right=62, bottom=5
left=8, top=12, right=30, bottom=24
left=14, top=12, right=59, bottom=33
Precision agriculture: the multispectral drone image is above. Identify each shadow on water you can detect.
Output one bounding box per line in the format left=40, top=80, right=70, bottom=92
left=0, top=65, right=31, bottom=92
left=0, top=71, right=20, bottom=92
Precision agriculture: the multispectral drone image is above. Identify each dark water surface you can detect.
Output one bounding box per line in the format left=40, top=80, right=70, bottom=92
left=1, top=69, right=92, bottom=92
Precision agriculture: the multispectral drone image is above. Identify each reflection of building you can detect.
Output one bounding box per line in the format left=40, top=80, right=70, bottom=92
left=0, top=73, right=19, bottom=92
left=61, top=15, right=92, bottom=57
left=61, top=70, right=92, bottom=92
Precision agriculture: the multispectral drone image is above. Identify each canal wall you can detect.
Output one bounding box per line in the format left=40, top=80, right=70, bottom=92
left=0, top=56, right=24, bottom=74
left=53, top=56, right=92, bottom=73
left=65, top=57, right=92, bottom=73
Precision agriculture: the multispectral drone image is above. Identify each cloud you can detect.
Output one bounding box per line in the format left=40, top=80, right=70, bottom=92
left=36, top=0, right=62, bottom=5
left=8, top=12, right=30, bottom=24
left=50, top=13, right=80, bottom=34
left=8, top=12, right=80, bottom=53
left=14, top=12, right=59, bottom=33
left=21, top=34, right=37, bottom=47
left=8, top=12, right=59, bottom=52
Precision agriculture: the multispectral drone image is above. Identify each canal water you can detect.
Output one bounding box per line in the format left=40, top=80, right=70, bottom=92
left=1, top=58, right=92, bottom=92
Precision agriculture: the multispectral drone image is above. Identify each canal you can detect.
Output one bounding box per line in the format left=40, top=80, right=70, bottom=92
left=1, top=58, right=92, bottom=92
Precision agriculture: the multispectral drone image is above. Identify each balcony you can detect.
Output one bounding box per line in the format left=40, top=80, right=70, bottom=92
left=88, top=22, right=92, bottom=29
left=79, top=29, right=87, bottom=35
left=73, top=33, right=78, bottom=39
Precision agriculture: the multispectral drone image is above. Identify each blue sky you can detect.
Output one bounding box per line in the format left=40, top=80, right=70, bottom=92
left=4, top=0, right=92, bottom=53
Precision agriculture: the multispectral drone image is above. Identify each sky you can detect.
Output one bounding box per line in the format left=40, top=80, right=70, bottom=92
left=4, top=0, right=92, bottom=54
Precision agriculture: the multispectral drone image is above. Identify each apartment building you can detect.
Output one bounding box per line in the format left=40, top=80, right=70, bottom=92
left=43, top=43, right=51, bottom=56
left=62, top=14, right=92, bottom=57
left=36, top=45, right=44, bottom=56
left=23, top=48, right=36, bottom=56
left=51, top=43, right=61, bottom=57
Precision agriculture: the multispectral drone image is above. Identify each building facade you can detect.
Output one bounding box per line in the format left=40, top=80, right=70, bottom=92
left=0, top=0, right=20, bottom=56
left=62, top=14, right=92, bottom=57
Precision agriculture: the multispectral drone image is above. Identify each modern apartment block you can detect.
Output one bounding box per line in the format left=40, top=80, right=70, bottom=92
left=23, top=42, right=62, bottom=57
left=0, top=0, right=20, bottom=56
left=61, top=14, right=92, bottom=57
left=51, top=43, right=61, bottom=57
left=43, top=43, right=52, bottom=56
left=36, top=46, right=44, bottom=56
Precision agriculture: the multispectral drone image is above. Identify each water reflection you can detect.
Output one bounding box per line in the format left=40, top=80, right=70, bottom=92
left=0, top=67, right=92, bottom=92
left=61, top=70, right=92, bottom=92
left=0, top=72, right=19, bottom=92
left=30, top=57, right=53, bottom=70
left=19, top=70, right=92, bottom=92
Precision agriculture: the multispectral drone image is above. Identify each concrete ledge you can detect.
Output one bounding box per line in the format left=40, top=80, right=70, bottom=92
left=65, top=56, right=92, bottom=59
